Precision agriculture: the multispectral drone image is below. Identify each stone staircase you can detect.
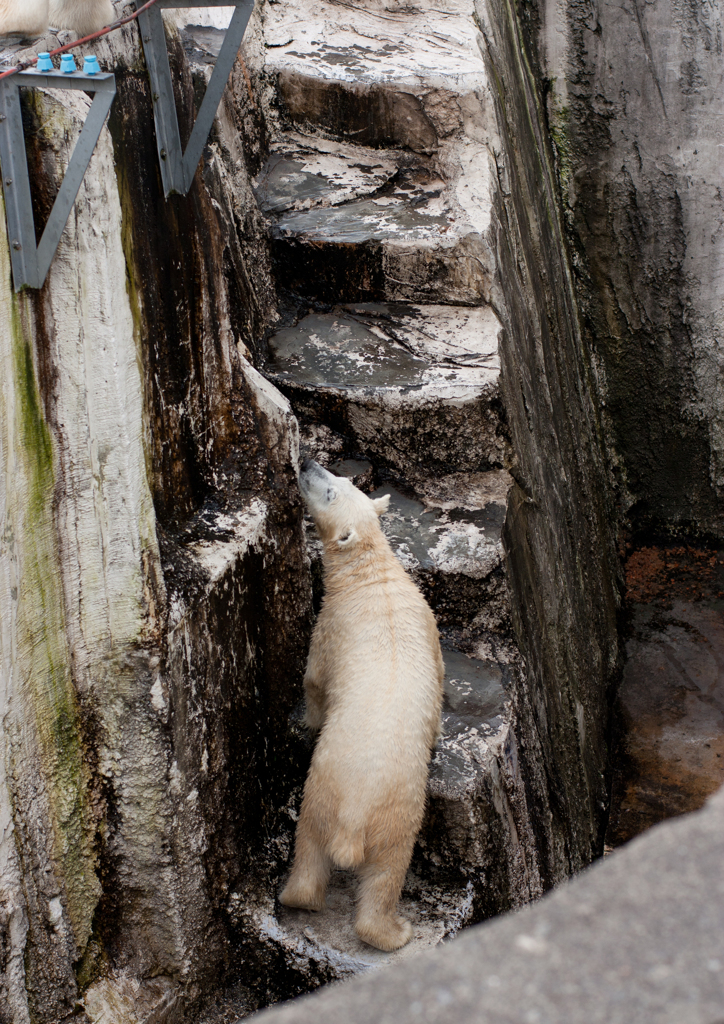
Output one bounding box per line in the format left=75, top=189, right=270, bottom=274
left=236, top=0, right=543, bottom=992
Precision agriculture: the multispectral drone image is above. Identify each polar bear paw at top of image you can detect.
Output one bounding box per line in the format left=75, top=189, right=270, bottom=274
left=280, top=458, right=444, bottom=953
left=0, top=0, right=114, bottom=40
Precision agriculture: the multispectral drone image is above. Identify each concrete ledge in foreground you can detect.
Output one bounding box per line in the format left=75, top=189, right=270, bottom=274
left=249, top=786, right=724, bottom=1024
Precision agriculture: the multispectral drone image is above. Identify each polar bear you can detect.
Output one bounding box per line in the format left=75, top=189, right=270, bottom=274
left=0, top=0, right=113, bottom=40
left=280, top=458, right=444, bottom=951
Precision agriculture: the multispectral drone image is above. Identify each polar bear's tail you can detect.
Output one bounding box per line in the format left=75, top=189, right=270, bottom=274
left=328, top=830, right=365, bottom=870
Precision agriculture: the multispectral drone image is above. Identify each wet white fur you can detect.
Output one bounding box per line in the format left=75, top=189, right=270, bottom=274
left=280, top=461, right=443, bottom=951
left=0, top=0, right=113, bottom=37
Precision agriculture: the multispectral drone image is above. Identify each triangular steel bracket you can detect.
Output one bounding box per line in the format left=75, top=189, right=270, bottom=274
left=136, top=0, right=255, bottom=196
left=0, top=70, right=116, bottom=291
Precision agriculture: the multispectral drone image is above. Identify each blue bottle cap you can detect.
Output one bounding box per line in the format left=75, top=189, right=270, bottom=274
left=60, top=53, right=77, bottom=73
left=36, top=52, right=54, bottom=72
left=83, top=55, right=100, bottom=75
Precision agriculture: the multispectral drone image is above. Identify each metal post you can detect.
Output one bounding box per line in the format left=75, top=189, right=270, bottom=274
left=136, top=0, right=256, bottom=196
left=0, top=70, right=116, bottom=291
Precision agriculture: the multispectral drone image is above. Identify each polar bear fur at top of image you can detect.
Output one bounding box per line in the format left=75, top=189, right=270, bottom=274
left=280, top=458, right=444, bottom=952
left=0, top=0, right=114, bottom=38
left=0, top=0, right=48, bottom=38
left=49, top=0, right=114, bottom=34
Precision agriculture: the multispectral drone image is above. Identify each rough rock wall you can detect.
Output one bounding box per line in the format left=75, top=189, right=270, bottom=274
left=533, top=0, right=724, bottom=537
left=0, top=10, right=311, bottom=1023
left=476, top=0, right=623, bottom=881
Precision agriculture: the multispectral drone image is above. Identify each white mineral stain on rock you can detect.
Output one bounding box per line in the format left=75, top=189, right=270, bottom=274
left=256, top=136, right=398, bottom=213
left=428, top=525, right=502, bottom=579
left=150, top=675, right=167, bottom=716
left=262, top=0, right=487, bottom=87
left=84, top=971, right=180, bottom=1024
left=189, top=500, right=269, bottom=582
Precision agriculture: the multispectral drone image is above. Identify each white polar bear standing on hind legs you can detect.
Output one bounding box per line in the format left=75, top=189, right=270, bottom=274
left=0, top=0, right=113, bottom=40
left=280, top=458, right=444, bottom=952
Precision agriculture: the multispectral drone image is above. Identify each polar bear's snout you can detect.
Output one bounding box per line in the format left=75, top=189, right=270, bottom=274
left=298, top=458, right=391, bottom=544
left=298, top=458, right=340, bottom=514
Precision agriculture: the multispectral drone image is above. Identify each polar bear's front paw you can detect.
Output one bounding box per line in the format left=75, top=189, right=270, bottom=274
left=356, top=914, right=413, bottom=952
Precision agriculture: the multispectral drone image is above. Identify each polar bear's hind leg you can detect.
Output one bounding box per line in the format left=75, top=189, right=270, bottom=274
left=279, top=826, right=330, bottom=912
left=354, top=841, right=414, bottom=951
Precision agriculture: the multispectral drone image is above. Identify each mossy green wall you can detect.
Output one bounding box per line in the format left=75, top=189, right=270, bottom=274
left=1, top=221, right=99, bottom=959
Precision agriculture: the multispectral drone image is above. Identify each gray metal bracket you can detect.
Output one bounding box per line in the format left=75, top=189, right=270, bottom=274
left=0, top=70, right=116, bottom=291
left=136, top=0, right=255, bottom=196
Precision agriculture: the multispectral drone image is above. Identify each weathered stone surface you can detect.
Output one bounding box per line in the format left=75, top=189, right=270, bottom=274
left=258, top=144, right=493, bottom=305
left=267, top=303, right=508, bottom=476
left=476, top=0, right=623, bottom=884
left=370, top=476, right=511, bottom=635
left=533, top=0, right=724, bottom=537
left=258, top=0, right=496, bottom=306
left=419, top=648, right=541, bottom=917
left=0, top=76, right=155, bottom=1024
left=255, top=136, right=399, bottom=214
left=250, top=785, right=724, bottom=1024
left=230, top=869, right=475, bottom=1008
left=607, top=598, right=724, bottom=847
left=0, top=7, right=313, bottom=1022
left=259, top=0, right=491, bottom=149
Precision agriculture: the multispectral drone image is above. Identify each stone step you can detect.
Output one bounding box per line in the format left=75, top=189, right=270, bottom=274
left=254, top=133, right=400, bottom=215
left=373, top=478, right=510, bottom=637
left=255, top=135, right=493, bottom=305
left=236, top=646, right=538, bottom=991
left=422, top=648, right=538, bottom=917
left=247, top=871, right=473, bottom=990
left=261, top=0, right=491, bottom=153
left=265, top=302, right=510, bottom=477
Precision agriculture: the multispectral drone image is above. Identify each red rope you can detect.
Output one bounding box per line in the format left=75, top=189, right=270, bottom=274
left=0, top=0, right=161, bottom=80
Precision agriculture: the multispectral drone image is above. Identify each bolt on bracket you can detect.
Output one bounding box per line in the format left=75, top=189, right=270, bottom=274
left=136, top=0, right=256, bottom=196
left=0, top=70, right=116, bottom=291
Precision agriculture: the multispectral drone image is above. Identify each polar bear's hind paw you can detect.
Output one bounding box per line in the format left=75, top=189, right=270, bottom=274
left=279, top=877, right=327, bottom=912
left=355, top=914, right=413, bottom=952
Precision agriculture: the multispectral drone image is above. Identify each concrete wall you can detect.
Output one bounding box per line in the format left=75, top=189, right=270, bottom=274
left=534, top=0, right=724, bottom=538
left=476, top=0, right=622, bottom=881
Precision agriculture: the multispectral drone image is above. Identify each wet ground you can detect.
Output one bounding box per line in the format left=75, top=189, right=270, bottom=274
left=606, top=545, right=724, bottom=848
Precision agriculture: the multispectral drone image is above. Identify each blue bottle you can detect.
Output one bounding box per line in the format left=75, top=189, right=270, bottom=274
left=36, top=52, right=54, bottom=72
left=83, top=55, right=100, bottom=75
left=60, top=53, right=77, bottom=74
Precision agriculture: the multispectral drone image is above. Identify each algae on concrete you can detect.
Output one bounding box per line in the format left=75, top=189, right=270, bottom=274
left=7, top=282, right=100, bottom=957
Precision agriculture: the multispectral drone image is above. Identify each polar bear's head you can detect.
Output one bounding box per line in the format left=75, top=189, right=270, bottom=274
left=299, top=458, right=390, bottom=552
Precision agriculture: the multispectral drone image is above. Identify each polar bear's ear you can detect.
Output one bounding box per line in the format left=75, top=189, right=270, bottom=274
left=372, top=494, right=391, bottom=516
left=336, top=528, right=359, bottom=549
